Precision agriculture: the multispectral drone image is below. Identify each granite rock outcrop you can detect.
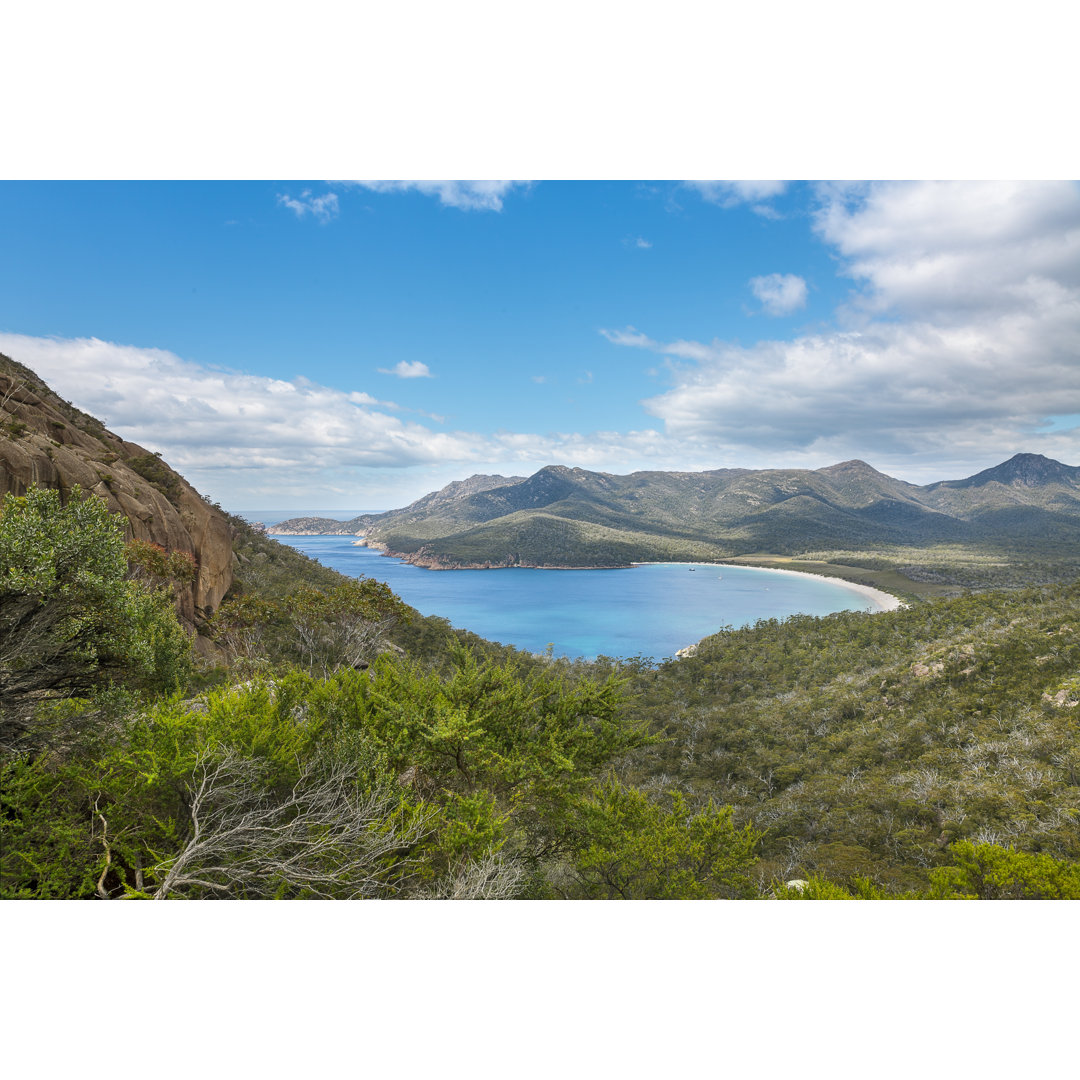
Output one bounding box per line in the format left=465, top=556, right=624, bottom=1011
left=1, top=354, right=234, bottom=643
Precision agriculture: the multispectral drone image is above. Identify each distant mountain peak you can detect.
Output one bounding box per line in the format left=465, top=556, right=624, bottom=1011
left=949, top=453, right=1080, bottom=489
left=818, top=459, right=884, bottom=476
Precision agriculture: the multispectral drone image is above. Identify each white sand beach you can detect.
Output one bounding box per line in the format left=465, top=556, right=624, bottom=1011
left=633, top=560, right=904, bottom=613
left=656, top=561, right=906, bottom=657
left=742, top=564, right=905, bottom=612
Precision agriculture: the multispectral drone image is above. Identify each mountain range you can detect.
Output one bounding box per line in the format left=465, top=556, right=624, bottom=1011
left=271, top=455, right=1080, bottom=569
left=4, top=347, right=1078, bottom=581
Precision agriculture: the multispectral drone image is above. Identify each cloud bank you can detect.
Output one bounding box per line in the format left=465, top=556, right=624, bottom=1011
left=604, top=180, right=1080, bottom=478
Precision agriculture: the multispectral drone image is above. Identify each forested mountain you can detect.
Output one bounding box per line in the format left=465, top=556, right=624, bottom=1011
left=271, top=455, right=1080, bottom=578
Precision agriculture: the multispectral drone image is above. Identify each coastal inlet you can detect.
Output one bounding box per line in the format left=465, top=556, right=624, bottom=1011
left=267, top=532, right=897, bottom=660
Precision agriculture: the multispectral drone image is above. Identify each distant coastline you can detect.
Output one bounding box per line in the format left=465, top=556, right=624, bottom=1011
left=270, top=526, right=909, bottom=608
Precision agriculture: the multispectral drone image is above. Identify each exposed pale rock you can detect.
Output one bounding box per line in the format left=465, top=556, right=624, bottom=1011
left=1, top=358, right=235, bottom=641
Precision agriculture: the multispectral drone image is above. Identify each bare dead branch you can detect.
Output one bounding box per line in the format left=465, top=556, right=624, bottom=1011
left=150, top=750, right=433, bottom=899
left=420, top=851, right=526, bottom=900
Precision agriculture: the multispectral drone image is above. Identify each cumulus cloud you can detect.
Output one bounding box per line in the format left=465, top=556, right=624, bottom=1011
left=344, top=181, right=529, bottom=212
left=603, top=181, right=1080, bottom=477
left=0, top=334, right=478, bottom=476
left=276, top=190, right=339, bottom=223
left=378, top=360, right=433, bottom=379
left=814, top=180, right=1080, bottom=320
left=749, top=273, right=808, bottom=316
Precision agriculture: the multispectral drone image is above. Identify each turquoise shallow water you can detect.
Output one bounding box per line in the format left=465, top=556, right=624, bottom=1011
left=268, top=533, right=887, bottom=661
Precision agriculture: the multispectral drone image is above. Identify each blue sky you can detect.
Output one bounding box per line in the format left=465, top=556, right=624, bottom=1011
left=3, top=179, right=1079, bottom=510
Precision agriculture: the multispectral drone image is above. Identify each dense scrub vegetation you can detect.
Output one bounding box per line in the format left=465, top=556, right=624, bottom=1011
left=602, top=584, right=1080, bottom=892
left=3, top=484, right=1078, bottom=899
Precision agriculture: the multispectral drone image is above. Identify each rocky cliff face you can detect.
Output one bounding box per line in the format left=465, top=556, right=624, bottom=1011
left=0, top=354, right=234, bottom=641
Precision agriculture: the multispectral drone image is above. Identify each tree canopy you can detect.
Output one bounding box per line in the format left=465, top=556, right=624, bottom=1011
left=0, top=486, right=191, bottom=752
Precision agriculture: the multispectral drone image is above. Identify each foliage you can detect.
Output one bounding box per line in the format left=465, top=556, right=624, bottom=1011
left=307, top=648, right=652, bottom=871
left=208, top=578, right=410, bottom=676
left=771, top=875, right=899, bottom=899
left=125, top=452, right=182, bottom=499
left=126, top=538, right=197, bottom=584
left=613, top=581, right=1080, bottom=890
left=927, top=841, right=1080, bottom=899
left=0, top=486, right=191, bottom=751
left=563, top=780, right=761, bottom=899
left=0, top=653, right=658, bottom=899
left=770, top=841, right=1080, bottom=899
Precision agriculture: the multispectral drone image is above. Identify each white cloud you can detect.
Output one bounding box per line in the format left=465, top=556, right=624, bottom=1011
left=0, top=334, right=474, bottom=476
left=531, top=375, right=547, bottom=384
left=378, top=360, right=433, bottom=379
left=276, top=190, right=339, bottom=223
left=687, top=181, right=787, bottom=208
left=599, top=326, right=717, bottom=363
left=598, top=326, right=653, bottom=349
left=750, top=204, right=783, bottom=221
left=344, top=181, right=529, bottom=212
left=749, top=273, right=808, bottom=316
left=603, top=181, right=1080, bottom=478
left=813, top=180, right=1080, bottom=320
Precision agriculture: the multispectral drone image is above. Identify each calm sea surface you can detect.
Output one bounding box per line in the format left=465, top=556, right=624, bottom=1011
left=239, top=513, right=888, bottom=661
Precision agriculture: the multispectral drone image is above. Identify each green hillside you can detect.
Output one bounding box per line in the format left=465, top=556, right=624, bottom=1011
left=274, top=455, right=1080, bottom=595
left=604, top=581, right=1080, bottom=892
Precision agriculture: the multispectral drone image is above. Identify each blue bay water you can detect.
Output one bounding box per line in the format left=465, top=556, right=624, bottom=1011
left=249, top=520, right=889, bottom=661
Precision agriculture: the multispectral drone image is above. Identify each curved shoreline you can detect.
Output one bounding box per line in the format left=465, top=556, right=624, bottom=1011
left=725, top=563, right=904, bottom=613
left=272, top=536, right=908, bottom=660
left=302, top=535, right=908, bottom=611
left=631, top=559, right=904, bottom=613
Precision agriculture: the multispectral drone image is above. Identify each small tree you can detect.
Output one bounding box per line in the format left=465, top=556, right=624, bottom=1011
left=0, top=485, right=191, bottom=752
left=928, top=841, right=1080, bottom=899
left=565, top=780, right=762, bottom=899
left=285, top=581, right=409, bottom=676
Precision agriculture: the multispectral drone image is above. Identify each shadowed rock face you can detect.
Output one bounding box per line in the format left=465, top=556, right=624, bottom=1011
left=0, top=355, right=234, bottom=640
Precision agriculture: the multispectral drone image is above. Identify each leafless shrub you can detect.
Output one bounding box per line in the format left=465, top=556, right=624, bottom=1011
left=420, top=850, right=526, bottom=900
left=147, top=750, right=433, bottom=899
